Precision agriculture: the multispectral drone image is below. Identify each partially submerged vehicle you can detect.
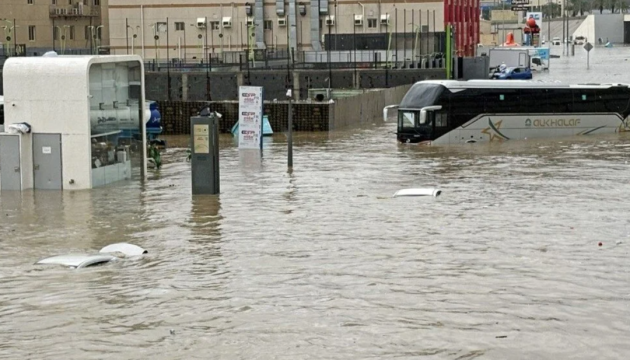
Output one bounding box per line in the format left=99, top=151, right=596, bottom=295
left=35, top=242, right=147, bottom=269
left=491, top=67, right=533, bottom=80
left=390, top=80, right=630, bottom=145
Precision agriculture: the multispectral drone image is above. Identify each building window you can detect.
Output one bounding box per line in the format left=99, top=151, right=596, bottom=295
left=85, top=25, right=90, bottom=40
left=28, top=0, right=33, bottom=4
left=175, top=22, right=184, bottom=31
left=368, top=18, right=377, bottom=28
left=28, top=26, right=36, bottom=41
left=53, top=27, right=59, bottom=40
left=210, top=21, right=220, bottom=30
left=97, top=27, right=102, bottom=40
left=52, top=0, right=57, bottom=5
left=94, top=0, right=100, bottom=5
left=156, top=22, right=167, bottom=32
left=83, top=0, right=88, bottom=5
left=264, top=20, right=273, bottom=30
left=69, top=25, right=75, bottom=40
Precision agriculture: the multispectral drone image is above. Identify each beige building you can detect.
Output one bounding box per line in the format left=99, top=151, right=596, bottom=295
left=108, top=0, right=445, bottom=61
left=0, top=0, right=109, bottom=56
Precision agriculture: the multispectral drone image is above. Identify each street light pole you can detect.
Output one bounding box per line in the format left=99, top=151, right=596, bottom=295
left=126, top=18, right=129, bottom=54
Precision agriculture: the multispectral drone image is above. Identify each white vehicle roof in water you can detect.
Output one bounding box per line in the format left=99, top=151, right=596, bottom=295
left=393, top=188, right=442, bottom=197
left=35, top=243, right=146, bottom=269
left=100, top=242, right=147, bottom=256
left=36, top=254, right=117, bottom=269
left=417, top=80, right=630, bottom=90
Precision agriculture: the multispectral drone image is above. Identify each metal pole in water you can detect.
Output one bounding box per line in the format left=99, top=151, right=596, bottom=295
left=287, top=89, right=293, bottom=169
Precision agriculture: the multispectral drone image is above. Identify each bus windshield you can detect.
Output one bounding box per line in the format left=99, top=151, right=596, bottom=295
left=399, top=111, right=416, bottom=128
left=399, top=83, right=445, bottom=109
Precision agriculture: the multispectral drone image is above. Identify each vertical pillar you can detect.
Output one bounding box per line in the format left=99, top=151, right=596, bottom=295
left=293, top=71, right=301, bottom=100
left=182, top=73, right=189, bottom=101
left=474, top=0, right=480, bottom=53
left=237, top=72, right=245, bottom=87
left=457, top=0, right=464, bottom=57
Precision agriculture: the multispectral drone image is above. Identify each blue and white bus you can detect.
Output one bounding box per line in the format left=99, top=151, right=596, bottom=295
left=395, top=80, right=630, bottom=144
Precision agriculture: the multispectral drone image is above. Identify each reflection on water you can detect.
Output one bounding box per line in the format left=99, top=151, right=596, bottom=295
left=3, top=54, right=630, bottom=358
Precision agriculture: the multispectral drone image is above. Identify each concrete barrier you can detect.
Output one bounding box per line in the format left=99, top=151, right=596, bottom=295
left=329, top=84, right=412, bottom=130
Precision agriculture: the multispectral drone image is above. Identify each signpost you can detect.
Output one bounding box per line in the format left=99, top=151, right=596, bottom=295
left=584, top=42, right=593, bottom=69
left=512, top=0, right=529, bottom=11
left=237, top=86, right=264, bottom=150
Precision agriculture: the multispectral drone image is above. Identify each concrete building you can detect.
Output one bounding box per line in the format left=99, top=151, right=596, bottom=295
left=107, top=0, right=479, bottom=61
left=573, top=14, right=626, bottom=44
left=0, top=0, right=109, bottom=56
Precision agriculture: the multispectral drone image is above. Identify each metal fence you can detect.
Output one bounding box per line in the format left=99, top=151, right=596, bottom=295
left=144, top=48, right=446, bottom=73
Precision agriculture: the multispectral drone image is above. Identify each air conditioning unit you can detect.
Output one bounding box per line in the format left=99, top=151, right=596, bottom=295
left=380, top=14, right=390, bottom=26
left=354, top=15, right=363, bottom=26
left=196, top=18, right=207, bottom=29
left=325, top=15, right=335, bottom=26
left=222, top=17, right=232, bottom=28
left=278, top=17, right=287, bottom=27
left=246, top=17, right=254, bottom=27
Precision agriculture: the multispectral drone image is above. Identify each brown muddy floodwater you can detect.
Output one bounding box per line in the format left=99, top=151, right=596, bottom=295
left=2, top=48, right=630, bottom=359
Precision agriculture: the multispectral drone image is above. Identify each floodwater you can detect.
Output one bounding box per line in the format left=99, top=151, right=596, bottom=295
left=2, top=48, right=630, bottom=360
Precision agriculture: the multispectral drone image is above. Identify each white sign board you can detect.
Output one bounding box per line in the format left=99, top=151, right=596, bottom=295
left=237, top=86, right=263, bottom=150
left=42, top=146, right=52, bottom=154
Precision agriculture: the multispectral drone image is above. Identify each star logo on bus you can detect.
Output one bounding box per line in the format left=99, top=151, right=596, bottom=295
left=481, top=119, right=510, bottom=142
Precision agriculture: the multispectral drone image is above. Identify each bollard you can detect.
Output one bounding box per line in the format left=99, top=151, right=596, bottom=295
left=190, top=110, right=220, bottom=195
left=571, top=44, right=575, bottom=56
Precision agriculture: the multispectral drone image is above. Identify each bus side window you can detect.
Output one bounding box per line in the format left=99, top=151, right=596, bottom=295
left=435, top=112, right=448, bottom=127
left=425, top=111, right=435, bottom=126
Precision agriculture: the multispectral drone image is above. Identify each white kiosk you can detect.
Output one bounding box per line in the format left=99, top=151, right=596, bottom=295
left=0, top=55, right=147, bottom=191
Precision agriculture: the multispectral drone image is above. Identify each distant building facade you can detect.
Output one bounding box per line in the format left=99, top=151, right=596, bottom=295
left=0, top=0, right=109, bottom=57
left=108, top=0, right=480, bottom=61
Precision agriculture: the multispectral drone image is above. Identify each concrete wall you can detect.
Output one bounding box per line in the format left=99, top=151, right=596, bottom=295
left=329, top=84, right=412, bottom=129
left=572, top=14, right=623, bottom=44
left=594, top=14, right=624, bottom=43
left=573, top=15, right=596, bottom=43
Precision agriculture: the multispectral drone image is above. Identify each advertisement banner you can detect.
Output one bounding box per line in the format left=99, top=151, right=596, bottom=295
left=237, top=86, right=263, bottom=150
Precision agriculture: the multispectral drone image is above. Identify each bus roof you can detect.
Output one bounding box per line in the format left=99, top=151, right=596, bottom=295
left=417, top=80, right=630, bottom=90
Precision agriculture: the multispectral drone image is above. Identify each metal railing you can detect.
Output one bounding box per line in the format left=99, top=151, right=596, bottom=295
left=49, top=4, right=100, bottom=18
left=144, top=49, right=447, bottom=72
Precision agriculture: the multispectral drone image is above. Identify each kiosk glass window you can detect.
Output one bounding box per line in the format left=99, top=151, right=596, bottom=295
left=88, top=62, right=145, bottom=188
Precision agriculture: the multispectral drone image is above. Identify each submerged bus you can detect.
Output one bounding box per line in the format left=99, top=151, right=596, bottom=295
left=396, top=80, right=630, bottom=144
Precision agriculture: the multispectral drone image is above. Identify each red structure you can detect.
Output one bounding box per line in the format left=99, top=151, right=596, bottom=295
left=444, top=0, right=480, bottom=57
left=523, top=17, right=541, bottom=46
